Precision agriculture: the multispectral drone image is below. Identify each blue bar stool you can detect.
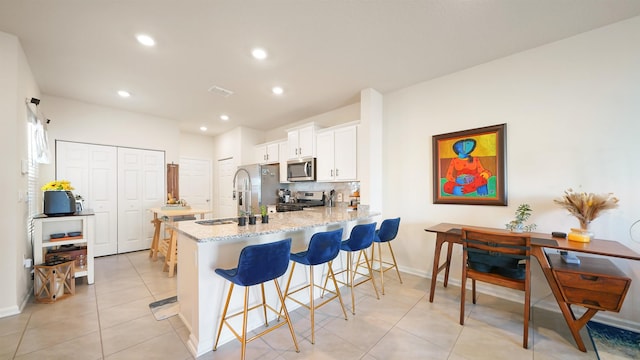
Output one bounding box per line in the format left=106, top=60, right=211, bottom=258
left=213, top=238, right=299, bottom=360
left=329, top=222, right=380, bottom=315
left=281, top=228, right=348, bottom=344
left=371, top=217, right=402, bottom=295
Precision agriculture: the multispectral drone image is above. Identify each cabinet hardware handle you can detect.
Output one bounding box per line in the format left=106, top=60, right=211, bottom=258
left=330, top=170, right=333, bottom=176
left=582, top=299, right=600, bottom=307
left=580, top=275, right=599, bottom=281
left=336, top=169, right=339, bottom=176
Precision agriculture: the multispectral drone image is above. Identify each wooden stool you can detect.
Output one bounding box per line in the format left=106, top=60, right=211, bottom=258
left=149, top=215, right=163, bottom=261
left=158, top=228, right=178, bottom=277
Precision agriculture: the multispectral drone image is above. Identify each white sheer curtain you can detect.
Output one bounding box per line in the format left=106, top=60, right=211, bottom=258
left=26, top=103, right=50, bottom=164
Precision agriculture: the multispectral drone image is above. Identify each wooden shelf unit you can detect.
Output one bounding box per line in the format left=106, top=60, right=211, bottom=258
left=33, top=211, right=95, bottom=284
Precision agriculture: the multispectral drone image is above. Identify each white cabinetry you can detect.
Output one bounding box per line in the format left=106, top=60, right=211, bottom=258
left=278, top=141, right=289, bottom=183
left=33, top=211, right=95, bottom=284
left=255, top=142, right=280, bottom=164
left=287, top=123, right=318, bottom=159
left=316, top=124, right=358, bottom=182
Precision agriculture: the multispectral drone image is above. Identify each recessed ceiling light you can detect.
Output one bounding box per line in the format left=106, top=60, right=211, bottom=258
left=117, top=90, right=131, bottom=98
left=136, top=34, right=156, bottom=47
left=200, top=126, right=207, bottom=131
left=220, top=114, right=230, bottom=121
left=272, top=86, right=284, bottom=95
left=251, top=48, right=268, bottom=60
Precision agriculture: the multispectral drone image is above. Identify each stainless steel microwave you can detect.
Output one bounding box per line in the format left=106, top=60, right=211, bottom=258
left=287, top=157, right=316, bottom=182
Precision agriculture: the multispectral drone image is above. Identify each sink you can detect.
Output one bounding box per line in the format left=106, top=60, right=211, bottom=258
left=195, top=219, right=236, bottom=226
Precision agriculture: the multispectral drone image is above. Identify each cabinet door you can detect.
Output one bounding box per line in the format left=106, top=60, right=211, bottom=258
left=266, top=143, right=279, bottom=163
left=298, top=126, right=315, bottom=158
left=279, top=141, right=289, bottom=183
left=255, top=145, right=267, bottom=164
left=316, top=131, right=335, bottom=182
left=334, top=126, right=357, bottom=181
left=287, top=130, right=299, bottom=159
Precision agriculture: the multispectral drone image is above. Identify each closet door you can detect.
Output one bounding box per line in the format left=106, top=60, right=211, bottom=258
left=56, top=141, right=118, bottom=257
left=118, top=148, right=164, bottom=253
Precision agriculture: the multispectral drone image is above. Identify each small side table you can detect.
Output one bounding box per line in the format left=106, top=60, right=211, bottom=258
left=34, top=259, right=75, bottom=303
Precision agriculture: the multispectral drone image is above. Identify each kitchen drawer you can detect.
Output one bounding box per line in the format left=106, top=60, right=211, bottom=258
left=549, top=254, right=631, bottom=312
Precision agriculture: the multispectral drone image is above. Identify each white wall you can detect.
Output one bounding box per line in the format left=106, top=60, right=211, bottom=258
left=0, top=31, right=40, bottom=317
left=383, top=16, right=640, bottom=329
left=39, top=95, right=181, bottom=187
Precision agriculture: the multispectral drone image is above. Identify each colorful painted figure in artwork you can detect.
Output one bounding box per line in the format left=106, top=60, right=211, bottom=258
left=443, top=138, right=491, bottom=196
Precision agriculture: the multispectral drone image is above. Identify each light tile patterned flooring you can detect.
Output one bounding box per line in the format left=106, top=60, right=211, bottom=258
left=1, top=250, right=599, bottom=359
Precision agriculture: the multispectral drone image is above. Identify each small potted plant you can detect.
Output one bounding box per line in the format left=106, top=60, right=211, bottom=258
left=248, top=209, right=257, bottom=225
left=237, top=210, right=247, bottom=226
left=260, top=205, right=269, bottom=223
left=506, top=203, right=537, bottom=233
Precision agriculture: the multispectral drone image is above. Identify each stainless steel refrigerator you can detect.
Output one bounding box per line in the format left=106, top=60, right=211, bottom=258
left=234, top=163, right=280, bottom=216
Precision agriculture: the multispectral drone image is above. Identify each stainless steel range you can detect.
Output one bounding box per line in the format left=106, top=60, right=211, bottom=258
left=276, top=191, right=325, bottom=212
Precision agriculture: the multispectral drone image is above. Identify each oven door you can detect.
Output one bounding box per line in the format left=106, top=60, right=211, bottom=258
left=287, top=158, right=316, bottom=182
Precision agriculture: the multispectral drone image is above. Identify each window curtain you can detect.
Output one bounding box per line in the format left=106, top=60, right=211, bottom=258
left=26, top=103, right=50, bottom=164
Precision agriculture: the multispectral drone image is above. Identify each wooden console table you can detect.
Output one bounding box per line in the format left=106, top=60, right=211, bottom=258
left=425, top=223, right=640, bottom=352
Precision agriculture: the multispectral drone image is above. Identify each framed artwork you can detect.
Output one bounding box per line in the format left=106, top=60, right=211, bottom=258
left=432, top=123, right=507, bottom=206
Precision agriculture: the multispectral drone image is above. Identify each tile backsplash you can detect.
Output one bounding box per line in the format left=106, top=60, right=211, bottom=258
left=284, top=181, right=359, bottom=204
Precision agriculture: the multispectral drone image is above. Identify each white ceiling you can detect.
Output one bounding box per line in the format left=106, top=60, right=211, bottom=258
left=2, top=1, right=640, bottom=136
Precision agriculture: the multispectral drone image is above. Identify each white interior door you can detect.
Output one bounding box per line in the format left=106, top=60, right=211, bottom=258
left=218, top=158, right=236, bottom=218
left=179, top=157, right=211, bottom=216
left=118, top=148, right=164, bottom=253
left=56, top=141, right=118, bottom=257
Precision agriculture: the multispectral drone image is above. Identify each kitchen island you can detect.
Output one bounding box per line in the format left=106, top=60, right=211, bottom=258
left=172, top=206, right=380, bottom=357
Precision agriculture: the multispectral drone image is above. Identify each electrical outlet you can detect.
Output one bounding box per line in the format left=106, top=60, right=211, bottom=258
left=337, top=193, right=343, bottom=202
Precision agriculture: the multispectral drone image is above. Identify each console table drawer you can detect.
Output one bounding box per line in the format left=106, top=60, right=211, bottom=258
left=549, top=254, right=631, bottom=312
left=560, top=286, right=626, bottom=311
left=555, top=271, right=629, bottom=293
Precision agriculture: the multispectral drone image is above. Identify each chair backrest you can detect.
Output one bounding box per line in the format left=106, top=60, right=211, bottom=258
left=376, top=218, right=401, bottom=242
left=344, top=222, right=377, bottom=251
left=235, top=238, right=292, bottom=286
left=306, top=228, right=344, bottom=265
left=461, top=228, right=531, bottom=282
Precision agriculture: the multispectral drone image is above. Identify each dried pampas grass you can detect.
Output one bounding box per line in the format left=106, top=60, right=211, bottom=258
left=554, top=188, right=619, bottom=229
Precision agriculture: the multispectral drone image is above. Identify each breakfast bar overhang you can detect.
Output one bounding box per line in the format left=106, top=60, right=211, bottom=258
left=172, top=207, right=380, bottom=357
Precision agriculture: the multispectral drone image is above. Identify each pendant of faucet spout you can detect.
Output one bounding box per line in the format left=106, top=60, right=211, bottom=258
left=232, top=168, right=252, bottom=214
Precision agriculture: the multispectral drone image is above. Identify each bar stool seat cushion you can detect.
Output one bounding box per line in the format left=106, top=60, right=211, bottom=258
left=215, top=239, right=292, bottom=287
left=340, top=223, right=377, bottom=252
left=290, top=229, right=343, bottom=266
left=374, top=218, right=400, bottom=243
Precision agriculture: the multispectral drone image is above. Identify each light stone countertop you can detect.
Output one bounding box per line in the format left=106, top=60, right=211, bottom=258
left=170, top=206, right=380, bottom=242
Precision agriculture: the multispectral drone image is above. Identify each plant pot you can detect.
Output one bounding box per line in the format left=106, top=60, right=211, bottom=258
left=237, top=217, right=247, bottom=226
left=248, top=216, right=257, bottom=225
left=261, top=215, right=269, bottom=223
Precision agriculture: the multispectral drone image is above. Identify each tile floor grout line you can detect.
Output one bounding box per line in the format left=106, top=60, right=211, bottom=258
left=11, top=311, right=34, bottom=360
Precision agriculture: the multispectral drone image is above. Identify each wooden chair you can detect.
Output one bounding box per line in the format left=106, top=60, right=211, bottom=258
left=460, top=228, right=531, bottom=349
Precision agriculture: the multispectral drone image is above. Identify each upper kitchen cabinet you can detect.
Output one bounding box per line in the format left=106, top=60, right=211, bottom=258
left=316, top=122, right=358, bottom=182
left=287, top=123, right=318, bottom=159
left=279, top=141, right=289, bottom=183
left=255, top=141, right=280, bottom=164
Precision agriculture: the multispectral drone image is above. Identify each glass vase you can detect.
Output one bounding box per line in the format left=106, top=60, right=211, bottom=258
left=568, top=228, right=592, bottom=243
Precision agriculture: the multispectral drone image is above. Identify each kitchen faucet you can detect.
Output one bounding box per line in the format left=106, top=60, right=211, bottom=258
left=232, top=168, right=252, bottom=216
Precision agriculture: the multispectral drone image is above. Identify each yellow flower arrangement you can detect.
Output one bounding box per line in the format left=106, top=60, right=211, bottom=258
left=41, top=180, right=74, bottom=191
left=554, top=188, right=619, bottom=229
